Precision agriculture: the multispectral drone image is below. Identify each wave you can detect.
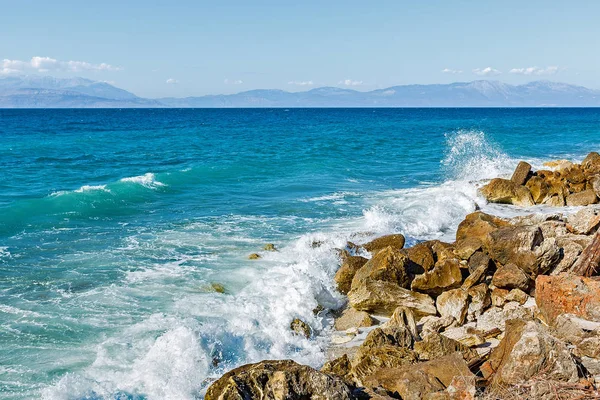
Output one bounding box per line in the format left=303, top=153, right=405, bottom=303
left=119, top=173, right=165, bottom=189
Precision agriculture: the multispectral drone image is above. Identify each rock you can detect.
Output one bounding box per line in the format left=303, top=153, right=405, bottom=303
left=490, top=287, right=509, bottom=307
left=526, top=175, right=551, bottom=204
left=479, top=178, right=535, bottom=207
left=455, top=211, right=509, bottom=244
left=491, top=263, right=530, bottom=291
left=444, top=375, right=477, bottom=400
left=505, top=288, right=529, bottom=305
left=544, top=159, right=574, bottom=171
left=552, top=237, right=585, bottom=275
left=467, top=251, right=491, bottom=274
left=358, top=326, right=415, bottom=355
left=486, top=319, right=578, bottom=386
left=461, top=263, right=488, bottom=290
left=511, top=161, right=532, bottom=185
left=566, top=189, right=598, bottom=206
left=453, top=238, right=482, bottom=261
left=210, top=283, right=226, bottom=293
left=321, top=354, right=353, bottom=382
left=334, top=307, right=376, bottom=331
left=290, top=318, right=312, bottom=338
left=553, top=313, right=600, bottom=348
left=536, top=274, right=600, bottom=325
left=405, top=242, right=436, bottom=274
left=361, top=353, right=474, bottom=400
left=582, top=151, right=600, bottom=174
left=248, top=253, right=261, bottom=259
left=567, top=206, right=600, bottom=234
left=385, top=306, right=419, bottom=341
left=441, top=324, right=487, bottom=347
left=335, top=255, right=368, bottom=294
left=411, top=258, right=463, bottom=296
left=436, top=289, right=469, bottom=325
left=205, top=359, right=355, bottom=400
left=486, top=225, right=560, bottom=276
left=590, top=175, right=600, bottom=198
left=348, top=279, right=436, bottom=317
left=352, top=345, right=417, bottom=386
left=263, top=243, right=277, bottom=251
left=467, top=283, right=490, bottom=321
left=351, top=247, right=411, bottom=290
left=420, top=315, right=455, bottom=334
left=476, top=303, right=534, bottom=332
left=415, top=331, right=479, bottom=363
left=362, top=234, right=405, bottom=253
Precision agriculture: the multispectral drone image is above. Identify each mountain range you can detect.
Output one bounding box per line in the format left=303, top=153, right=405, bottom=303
left=1, top=76, right=599, bottom=108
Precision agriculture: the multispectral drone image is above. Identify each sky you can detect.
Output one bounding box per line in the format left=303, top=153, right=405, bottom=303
left=1, top=0, right=599, bottom=98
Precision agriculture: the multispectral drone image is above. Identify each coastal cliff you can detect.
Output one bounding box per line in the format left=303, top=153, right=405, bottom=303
left=206, top=154, right=600, bottom=400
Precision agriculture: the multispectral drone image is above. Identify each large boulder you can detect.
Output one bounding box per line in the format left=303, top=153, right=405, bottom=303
left=205, top=360, right=355, bottom=400
left=491, top=263, right=530, bottom=291
left=526, top=175, right=551, bottom=204
left=411, top=258, right=463, bottom=296
left=455, top=212, right=509, bottom=244
left=566, top=206, right=600, bottom=235
left=352, top=345, right=417, bottom=386
left=335, top=255, right=368, bottom=294
left=536, top=274, right=600, bottom=325
left=511, top=161, right=532, bottom=185
left=351, top=246, right=411, bottom=290
left=582, top=151, right=600, bottom=174
left=436, top=288, right=469, bottom=324
left=414, top=331, right=479, bottom=363
left=348, top=279, right=436, bottom=317
left=404, top=242, right=436, bottom=274
left=485, top=319, right=578, bottom=386
left=479, top=178, right=535, bottom=206
left=334, top=307, right=376, bottom=331
left=566, top=189, right=598, bottom=206
left=362, top=234, right=405, bottom=253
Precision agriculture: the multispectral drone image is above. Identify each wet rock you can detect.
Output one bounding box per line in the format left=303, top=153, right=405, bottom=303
left=436, top=288, right=469, bottom=325
left=411, top=258, right=463, bottom=296
left=334, top=307, right=376, bottom=331
left=566, top=189, right=598, bottom=206
left=205, top=359, right=355, bottom=400
left=479, top=178, right=535, bottom=207
left=351, top=247, right=411, bottom=290
left=526, top=175, right=551, bottom=204
left=511, top=161, right=532, bottom=185
left=248, top=253, right=261, bottom=260
left=567, top=206, right=600, bottom=235
left=263, top=243, right=277, bottom=251
left=290, top=318, right=312, bottom=338
left=405, top=242, right=436, bottom=274
left=210, top=283, right=226, bottom=293
left=361, top=353, right=474, bottom=400
left=335, top=255, right=368, bottom=294
left=455, top=211, right=509, bottom=244
left=536, top=274, right=600, bottom=325
left=348, top=279, right=437, bottom=317
left=486, top=319, right=578, bottom=386
left=362, top=234, right=405, bottom=253
left=491, top=263, right=530, bottom=291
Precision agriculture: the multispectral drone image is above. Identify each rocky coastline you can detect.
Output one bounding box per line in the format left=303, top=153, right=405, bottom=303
left=206, top=153, right=600, bottom=400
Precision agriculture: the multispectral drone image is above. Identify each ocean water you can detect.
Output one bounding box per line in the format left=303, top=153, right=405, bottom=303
left=1, top=108, right=600, bottom=399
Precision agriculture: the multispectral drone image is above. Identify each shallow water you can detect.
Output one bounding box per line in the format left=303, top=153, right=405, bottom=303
left=1, top=108, right=600, bottom=399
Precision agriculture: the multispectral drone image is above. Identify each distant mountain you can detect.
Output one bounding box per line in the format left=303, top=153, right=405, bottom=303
left=1, top=76, right=599, bottom=108
left=0, top=76, right=160, bottom=108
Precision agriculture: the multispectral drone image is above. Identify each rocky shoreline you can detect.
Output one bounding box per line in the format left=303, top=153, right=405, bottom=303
left=206, top=153, right=600, bottom=400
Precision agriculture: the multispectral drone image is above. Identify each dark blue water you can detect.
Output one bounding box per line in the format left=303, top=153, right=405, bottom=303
left=1, top=108, right=599, bottom=399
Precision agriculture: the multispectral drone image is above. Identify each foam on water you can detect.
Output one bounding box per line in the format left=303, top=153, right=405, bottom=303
left=119, top=173, right=165, bottom=189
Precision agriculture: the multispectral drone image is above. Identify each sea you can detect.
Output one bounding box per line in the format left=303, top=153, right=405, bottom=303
left=1, top=108, right=599, bottom=399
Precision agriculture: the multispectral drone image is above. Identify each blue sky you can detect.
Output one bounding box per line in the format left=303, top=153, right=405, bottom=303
left=1, top=0, right=599, bottom=97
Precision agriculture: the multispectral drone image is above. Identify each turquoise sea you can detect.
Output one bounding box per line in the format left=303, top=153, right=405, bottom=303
left=1, top=108, right=600, bottom=399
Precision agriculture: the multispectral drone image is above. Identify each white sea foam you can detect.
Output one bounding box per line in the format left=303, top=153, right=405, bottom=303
left=120, top=173, right=165, bottom=189
left=50, top=184, right=110, bottom=197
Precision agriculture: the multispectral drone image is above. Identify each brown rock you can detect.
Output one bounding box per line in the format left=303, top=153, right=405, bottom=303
left=479, top=178, right=535, bottom=207
left=487, top=319, right=578, bottom=387
left=543, top=159, right=573, bottom=171
left=567, top=206, right=600, bottom=234
left=526, top=175, right=551, bottom=204
left=334, top=307, right=375, bottom=331
left=351, top=246, right=411, bottom=290
left=490, top=287, right=509, bottom=307
left=436, top=288, right=469, bottom=324
left=205, top=359, right=355, bottom=400
left=321, top=354, right=353, bottom=382
left=491, top=263, right=530, bottom=291
left=248, top=253, right=261, bottom=259
left=348, top=279, right=436, bottom=317
left=467, top=251, right=492, bottom=274
left=536, top=274, right=600, bottom=325
left=290, top=318, right=312, bottom=338
left=362, top=234, right=405, bottom=253
left=453, top=238, right=482, bottom=261
left=461, top=263, right=488, bottom=290
left=385, top=306, right=419, bottom=341
left=352, top=345, right=417, bottom=386
left=511, top=161, right=532, bottom=185
left=455, top=211, right=509, bottom=244
left=582, top=151, right=600, bottom=174
left=411, top=258, right=463, bottom=296
left=405, top=242, right=436, bottom=274
left=566, top=189, right=598, bottom=206
left=263, top=243, right=277, bottom=251
left=505, top=288, right=529, bottom=305
left=335, top=255, right=368, bottom=294
left=467, top=283, right=491, bottom=321
left=415, top=331, right=478, bottom=363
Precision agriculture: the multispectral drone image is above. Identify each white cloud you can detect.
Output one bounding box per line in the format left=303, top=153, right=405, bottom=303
left=224, top=79, right=243, bottom=85
left=509, top=66, right=560, bottom=76
left=0, top=56, right=121, bottom=75
left=288, top=80, right=314, bottom=86
left=339, top=79, right=363, bottom=86
left=166, top=78, right=179, bottom=84
left=472, top=67, right=501, bottom=76
left=442, top=68, right=463, bottom=74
